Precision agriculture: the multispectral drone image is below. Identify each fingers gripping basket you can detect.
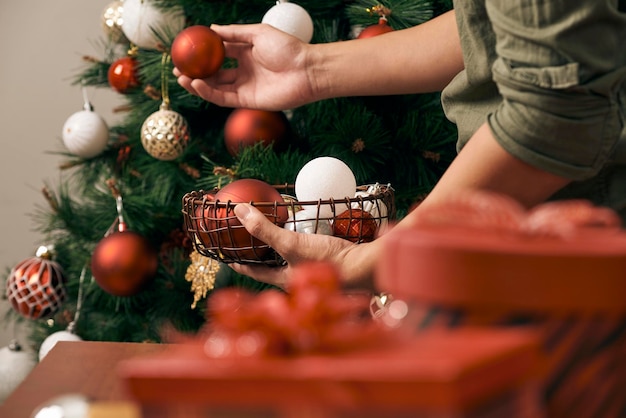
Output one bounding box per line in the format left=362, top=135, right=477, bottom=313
left=181, top=183, right=395, bottom=266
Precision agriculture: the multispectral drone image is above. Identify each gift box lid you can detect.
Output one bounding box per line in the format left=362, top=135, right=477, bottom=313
left=375, top=225, right=626, bottom=317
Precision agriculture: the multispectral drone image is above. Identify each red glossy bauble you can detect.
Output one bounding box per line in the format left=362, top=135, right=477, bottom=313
left=357, top=19, right=394, bottom=39
left=198, top=179, right=288, bottom=261
left=108, top=56, right=140, bottom=93
left=91, top=230, right=158, bottom=297
left=333, top=209, right=378, bottom=243
left=171, top=25, right=225, bottom=79
left=224, top=109, right=288, bottom=157
left=6, top=254, right=67, bottom=319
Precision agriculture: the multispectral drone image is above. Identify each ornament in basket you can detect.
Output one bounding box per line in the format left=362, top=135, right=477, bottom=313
left=181, top=179, right=394, bottom=266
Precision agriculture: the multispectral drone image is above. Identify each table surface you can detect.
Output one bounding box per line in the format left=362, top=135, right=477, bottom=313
left=0, top=340, right=168, bottom=418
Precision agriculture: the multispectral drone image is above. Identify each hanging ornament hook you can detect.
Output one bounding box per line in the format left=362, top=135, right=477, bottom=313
left=116, top=195, right=125, bottom=227
left=104, top=178, right=127, bottom=234
left=366, top=4, right=392, bottom=19
left=66, top=265, right=89, bottom=334
left=160, top=52, right=171, bottom=110
left=81, top=82, right=94, bottom=111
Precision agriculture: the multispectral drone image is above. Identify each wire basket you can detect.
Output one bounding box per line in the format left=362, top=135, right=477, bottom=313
left=181, top=183, right=395, bottom=266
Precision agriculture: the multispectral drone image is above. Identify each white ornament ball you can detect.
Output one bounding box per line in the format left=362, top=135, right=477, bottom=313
left=39, top=331, right=83, bottom=361
left=262, top=2, right=314, bottom=43
left=62, top=109, right=109, bottom=158
left=0, top=342, right=36, bottom=403
left=121, top=0, right=186, bottom=49
left=295, top=157, right=356, bottom=217
left=284, top=208, right=333, bottom=235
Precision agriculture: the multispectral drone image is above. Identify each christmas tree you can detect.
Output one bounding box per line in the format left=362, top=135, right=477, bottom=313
left=3, top=0, right=455, bottom=354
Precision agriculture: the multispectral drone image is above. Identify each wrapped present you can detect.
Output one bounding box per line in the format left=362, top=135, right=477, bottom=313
left=118, top=261, right=542, bottom=418
left=119, top=330, right=540, bottom=418
left=376, top=191, right=626, bottom=418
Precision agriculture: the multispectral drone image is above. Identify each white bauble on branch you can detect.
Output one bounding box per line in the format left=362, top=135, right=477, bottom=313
left=39, top=330, right=83, bottom=361
left=121, top=0, right=186, bottom=49
left=62, top=106, right=109, bottom=159
left=0, top=340, right=36, bottom=403
left=262, top=1, right=314, bottom=43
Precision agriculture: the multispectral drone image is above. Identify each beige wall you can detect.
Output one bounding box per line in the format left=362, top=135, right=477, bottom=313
left=0, top=1, right=122, bottom=349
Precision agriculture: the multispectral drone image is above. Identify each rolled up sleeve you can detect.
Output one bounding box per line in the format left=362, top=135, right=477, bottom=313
left=485, top=0, right=626, bottom=180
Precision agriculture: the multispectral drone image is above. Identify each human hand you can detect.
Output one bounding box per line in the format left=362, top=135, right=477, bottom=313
left=174, top=23, right=316, bottom=111
left=229, top=204, right=378, bottom=291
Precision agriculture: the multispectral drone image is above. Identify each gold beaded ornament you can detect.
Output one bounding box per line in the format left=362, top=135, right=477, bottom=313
left=140, top=53, right=190, bottom=161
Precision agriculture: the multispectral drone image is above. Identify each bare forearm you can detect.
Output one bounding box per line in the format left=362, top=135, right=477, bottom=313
left=397, top=123, right=572, bottom=231
left=308, top=10, right=463, bottom=100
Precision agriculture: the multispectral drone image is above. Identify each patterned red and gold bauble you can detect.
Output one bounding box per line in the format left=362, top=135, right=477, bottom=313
left=5, top=246, right=67, bottom=319
left=224, top=109, right=288, bottom=157
left=198, top=179, right=288, bottom=260
left=91, top=225, right=158, bottom=297
left=357, top=18, right=394, bottom=39
left=171, top=25, right=225, bottom=79
left=108, top=56, right=140, bottom=94
left=333, top=208, right=378, bottom=243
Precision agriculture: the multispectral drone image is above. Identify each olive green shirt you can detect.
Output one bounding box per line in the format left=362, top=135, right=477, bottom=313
left=441, top=0, right=626, bottom=217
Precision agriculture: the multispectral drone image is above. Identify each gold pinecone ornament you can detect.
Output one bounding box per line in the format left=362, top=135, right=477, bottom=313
left=185, top=250, right=220, bottom=309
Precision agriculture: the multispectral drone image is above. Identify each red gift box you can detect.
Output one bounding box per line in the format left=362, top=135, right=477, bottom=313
left=375, top=193, right=626, bottom=418
left=118, top=329, right=541, bottom=418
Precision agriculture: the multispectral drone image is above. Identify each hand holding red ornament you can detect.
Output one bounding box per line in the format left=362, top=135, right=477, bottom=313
left=175, top=23, right=313, bottom=111
left=171, top=25, right=225, bottom=79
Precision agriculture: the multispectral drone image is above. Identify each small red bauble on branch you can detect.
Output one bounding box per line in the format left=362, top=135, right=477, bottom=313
left=333, top=208, right=378, bottom=243
left=196, top=178, right=289, bottom=261
left=171, top=25, right=226, bottom=79
left=224, top=109, right=288, bottom=157
left=91, top=198, right=158, bottom=297
left=108, top=56, right=140, bottom=94
left=357, top=17, right=394, bottom=39
left=91, top=224, right=158, bottom=297
left=6, top=246, right=67, bottom=319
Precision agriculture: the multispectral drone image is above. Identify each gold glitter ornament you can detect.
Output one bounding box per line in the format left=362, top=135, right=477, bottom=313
left=185, top=250, right=219, bottom=309
left=101, top=1, right=127, bottom=44
left=141, top=102, right=190, bottom=161
left=141, top=53, right=190, bottom=161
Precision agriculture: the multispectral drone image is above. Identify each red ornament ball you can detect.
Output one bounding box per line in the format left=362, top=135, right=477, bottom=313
left=357, top=18, right=394, bottom=39
left=333, top=209, right=378, bottom=243
left=6, top=249, right=67, bottom=319
left=197, top=179, right=289, bottom=261
left=171, top=25, right=225, bottom=79
left=108, top=56, right=140, bottom=93
left=224, top=109, right=288, bottom=157
left=91, top=230, right=158, bottom=297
